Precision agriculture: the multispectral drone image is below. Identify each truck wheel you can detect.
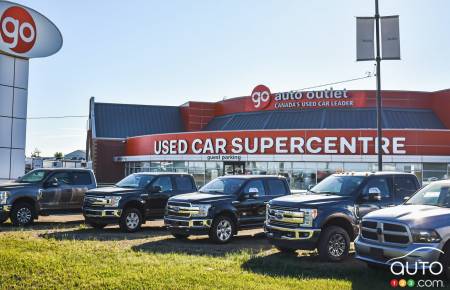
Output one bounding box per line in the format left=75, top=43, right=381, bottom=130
left=11, top=202, right=35, bottom=227
left=119, top=208, right=142, bottom=233
left=172, top=233, right=190, bottom=240
left=318, top=226, right=350, bottom=262
left=209, top=215, right=235, bottom=244
left=88, top=222, right=107, bottom=229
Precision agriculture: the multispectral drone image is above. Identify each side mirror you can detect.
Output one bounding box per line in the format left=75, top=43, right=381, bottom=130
left=45, top=179, right=59, bottom=188
left=403, top=196, right=410, bottom=202
left=150, top=185, right=162, bottom=193
left=308, top=184, right=314, bottom=190
left=368, top=187, right=382, bottom=201
left=243, top=188, right=260, bottom=199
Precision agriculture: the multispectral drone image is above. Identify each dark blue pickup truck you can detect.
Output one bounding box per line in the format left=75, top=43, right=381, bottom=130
left=265, top=172, right=420, bottom=261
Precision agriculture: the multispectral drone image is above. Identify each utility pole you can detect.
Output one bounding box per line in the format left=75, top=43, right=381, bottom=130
left=375, top=0, right=383, bottom=171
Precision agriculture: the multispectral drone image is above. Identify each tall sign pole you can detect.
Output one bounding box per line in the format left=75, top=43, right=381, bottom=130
left=375, top=0, right=383, bottom=171
left=356, top=1, right=400, bottom=172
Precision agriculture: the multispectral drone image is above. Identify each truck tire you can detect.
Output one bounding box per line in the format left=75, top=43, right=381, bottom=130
left=209, top=215, right=236, bottom=244
left=119, top=208, right=143, bottom=233
left=318, top=225, right=350, bottom=262
left=172, top=233, right=190, bottom=240
left=10, top=202, right=35, bottom=227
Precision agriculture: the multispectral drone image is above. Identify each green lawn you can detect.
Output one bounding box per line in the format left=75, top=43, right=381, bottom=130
left=0, top=231, right=392, bottom=290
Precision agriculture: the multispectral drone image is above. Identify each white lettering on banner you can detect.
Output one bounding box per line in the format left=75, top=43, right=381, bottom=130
left=153, top=136, right=407, bottom=155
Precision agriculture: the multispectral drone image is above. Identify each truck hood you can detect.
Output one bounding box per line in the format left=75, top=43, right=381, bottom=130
left=170, top=192, right=234, bottom=204
left=270, top=193, right=352, bottom=208
left=364, top=205, right=450, bottom=227
left=0, top=182, right=35, bottom=190
left=86, top=187, right=140, bottom=195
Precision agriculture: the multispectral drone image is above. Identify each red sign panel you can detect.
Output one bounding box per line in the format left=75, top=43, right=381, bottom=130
left=125, top=129, right=450, bottom=157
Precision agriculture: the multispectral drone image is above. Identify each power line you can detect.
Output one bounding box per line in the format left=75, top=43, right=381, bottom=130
left=291, top=72, right=374, bottom=92
left=27, top=115, right=88, bottom=120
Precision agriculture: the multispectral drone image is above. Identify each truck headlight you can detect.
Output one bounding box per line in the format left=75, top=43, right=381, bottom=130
left=191, top=204, right=211, bottom=217
left=411, top=229, right=441, bottom=243
left=104, top=196, right=122, bottom=207
left=0, top=191, right=10, bottom=204
left=301, top=208, right=318, bottom=227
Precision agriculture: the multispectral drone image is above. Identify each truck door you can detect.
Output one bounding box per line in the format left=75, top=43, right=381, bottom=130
left=70, top=171, right=93, bottom=209
left=355, top=176, right=394, bottom=219
left=235, top=179, right=267, bottom=226
left=40, top=172, right=73, bottom=210
left=145, top=175, right=174, bottom=218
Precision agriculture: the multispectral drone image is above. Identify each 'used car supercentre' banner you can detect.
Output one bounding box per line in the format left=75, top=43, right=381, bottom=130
left=124, top=130, right=450, bottom=157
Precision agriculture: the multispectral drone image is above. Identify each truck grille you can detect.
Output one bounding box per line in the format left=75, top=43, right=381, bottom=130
left=166, top=202, right=198, bottom=218
left=361, top=220, right=411, bottom=245
left=266, top=204, right=305, bottom=228
left=84, top=196, right=107, bottom=207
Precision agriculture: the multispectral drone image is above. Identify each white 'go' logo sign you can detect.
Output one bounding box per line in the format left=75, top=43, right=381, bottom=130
left=251, top=85, right=272, bottom=109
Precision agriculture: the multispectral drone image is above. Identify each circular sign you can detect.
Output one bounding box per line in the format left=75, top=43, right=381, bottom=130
left=251, top=84, right=272, bottom=110
left=0, top=1, right=63, bottom=58
left=0, top=6, right=36, bottom=53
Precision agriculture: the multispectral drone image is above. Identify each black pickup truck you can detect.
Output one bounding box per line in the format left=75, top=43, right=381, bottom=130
left=0, top=168, right=97, bottom=226
left=83, top=172, right=197, bottom=232
left=164, top=175, right=291, bottom=243
left=265, top=172, right=420, bottom=261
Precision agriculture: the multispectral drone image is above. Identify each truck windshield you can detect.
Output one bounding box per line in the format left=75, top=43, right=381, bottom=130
left=405, top=183, right=450, bottom=208
left=199, top=178, right=246, bottom=195
left=310, top=175, right=364, bottom=196
left=116, top=174, right=154, bottom=189
left=17, top=170, right=50, bottom=183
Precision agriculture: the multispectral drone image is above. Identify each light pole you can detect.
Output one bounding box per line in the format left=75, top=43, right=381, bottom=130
left=375, top=0, right=383, bottom=171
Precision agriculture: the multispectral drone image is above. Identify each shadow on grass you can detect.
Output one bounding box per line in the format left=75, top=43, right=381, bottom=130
left=0, top=220, right=84, bottom=232
left=132, top=231, right=271, bottom=257
left=40, top=224, right=168, bottom=241
left=242, top=252, right=393, bottom=290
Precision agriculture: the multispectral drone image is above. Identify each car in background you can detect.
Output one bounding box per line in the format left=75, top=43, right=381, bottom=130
left=0, top=168, right=97, bottom=226
left=164, top=175, right=291, bottom=243
left=265, top=172, right=420, bottom=261
left=355, top=180, right=450, bottom=277
left=83, top=172, right=197, bottom=232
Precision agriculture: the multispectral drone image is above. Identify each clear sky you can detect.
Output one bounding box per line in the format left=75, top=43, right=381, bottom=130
left=13, top=0, right=450, bottom=156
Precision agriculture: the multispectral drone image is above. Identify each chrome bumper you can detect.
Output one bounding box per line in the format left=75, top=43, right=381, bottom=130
left=164, top=217, right=212, bottom=228
left=354, top=236, right=442, bottom=267
left=83, top=208, right=122, bottom=218
left=265, top=223, right=321, bottom=240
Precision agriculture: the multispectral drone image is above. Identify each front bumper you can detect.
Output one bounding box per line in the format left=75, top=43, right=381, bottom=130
left=0, top=205, right=11, bottom=221
left=354, top=236, right=442, bottom=268
left=83, top=207, right=122, bottom=219
left=164, top=217, right=212, bottom=235
left=265, top=223, right=321, bottom=250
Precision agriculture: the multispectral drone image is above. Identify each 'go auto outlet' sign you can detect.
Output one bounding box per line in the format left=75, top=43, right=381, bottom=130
left=247, top=85, right=354, bottom=111
left=0, top=1, right=62, bottom=58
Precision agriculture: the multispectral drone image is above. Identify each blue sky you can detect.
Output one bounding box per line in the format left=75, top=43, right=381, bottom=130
left=14, top=0, right=450, bottom=156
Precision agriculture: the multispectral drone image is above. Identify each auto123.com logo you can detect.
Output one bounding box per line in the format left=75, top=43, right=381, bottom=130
left=0, top=6, right=37, bottom=53
left=388, top=247, right=446, bottom=288
left=251, top=85, right=272, bottom=109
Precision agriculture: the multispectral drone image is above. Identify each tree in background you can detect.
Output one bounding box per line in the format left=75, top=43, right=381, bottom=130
left=31, top=148, right=41, bottom=158
left=54, top=152, right=63, bottom=160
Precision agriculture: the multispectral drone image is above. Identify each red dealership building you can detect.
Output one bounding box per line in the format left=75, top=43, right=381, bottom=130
left=87, top=85, right=450, bottom=188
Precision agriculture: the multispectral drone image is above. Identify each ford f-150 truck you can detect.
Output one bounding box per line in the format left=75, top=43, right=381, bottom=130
left=355, top=179, right=450, bottom=277
left=0, top=168, right=97, bottom=226
left=265, top=172, right=420, bottom=261
left=164, top=175, right=291, bottom=243
left=83, top=172, right=197, bottom=232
